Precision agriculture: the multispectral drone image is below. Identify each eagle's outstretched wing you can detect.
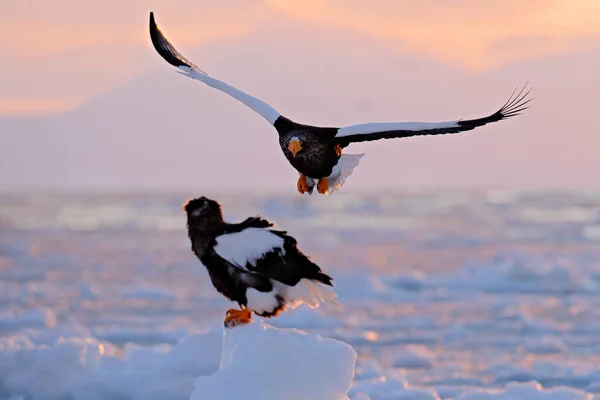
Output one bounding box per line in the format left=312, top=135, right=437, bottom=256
left=335, top=84, right=532, bottom=146
left=149, top=12, right=282, bottom=125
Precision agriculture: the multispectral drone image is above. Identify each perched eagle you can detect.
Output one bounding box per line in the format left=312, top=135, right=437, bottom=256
left=149, top=12, right=532, bottom=195
left=183, top=196, right=337, bottom=327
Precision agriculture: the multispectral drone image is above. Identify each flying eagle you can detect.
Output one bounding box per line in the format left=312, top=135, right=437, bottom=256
left=149, top=12, right=532, bottom=195
left=183, top=196, right=337, bottom=327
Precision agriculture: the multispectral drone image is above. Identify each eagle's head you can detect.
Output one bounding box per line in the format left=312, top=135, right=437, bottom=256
left=183, top=196, right=223, bottom=231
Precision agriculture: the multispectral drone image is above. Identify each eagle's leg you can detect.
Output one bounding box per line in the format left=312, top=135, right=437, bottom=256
left=297, top=174, right=311, bottom=194
left=317, top=178, right=329, bottom=194
left=224, top=307, right=253, bottom=328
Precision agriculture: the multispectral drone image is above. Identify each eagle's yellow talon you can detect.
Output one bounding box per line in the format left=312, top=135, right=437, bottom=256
left=297, top=174, right=310, bottom=194
left=334, top=144, right=343, bottom=158
left=224, top=308, right=252, bottom=328
left=317, top=178, right=329, bottom=194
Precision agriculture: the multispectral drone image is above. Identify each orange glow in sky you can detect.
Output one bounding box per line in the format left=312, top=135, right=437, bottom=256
left=2, top=0, right=598, bottom=115
left=268, top=0, right=600, bottom=70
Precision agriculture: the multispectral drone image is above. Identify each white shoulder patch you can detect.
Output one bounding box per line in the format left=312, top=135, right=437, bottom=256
left=177, top=66, right=281, bottom=125
left=214, top=228, right=285, bottom=269
left=336, top=120, right=460, bottom=137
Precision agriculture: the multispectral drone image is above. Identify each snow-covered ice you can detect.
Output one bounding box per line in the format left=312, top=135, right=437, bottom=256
left=0, top=320, right=355, bottom=400
left=1, top=190, right=600, bottom=399
left=456, top=381, right=594, bottom=400
left=191, top=321, right=356, bottom=400
left=0, top=329, right=223, bottom=400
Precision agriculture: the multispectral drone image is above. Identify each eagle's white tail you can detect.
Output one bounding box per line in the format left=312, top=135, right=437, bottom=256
left=281, top=279, right=341, bottom=310
left=325, top=153, right=365, bottom=195
left=303, top=280, right=341, bottom=308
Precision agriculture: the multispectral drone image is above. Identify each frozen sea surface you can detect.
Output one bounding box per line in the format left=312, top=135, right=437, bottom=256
left=1, top=189, right=600, bottom=399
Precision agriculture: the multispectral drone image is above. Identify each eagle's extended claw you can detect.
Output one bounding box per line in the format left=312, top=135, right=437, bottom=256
left=224, top=308, right=252, bottom=328
left=317, top=178, right=329, bottom=194
left=297, top=174, right=311, bottom=194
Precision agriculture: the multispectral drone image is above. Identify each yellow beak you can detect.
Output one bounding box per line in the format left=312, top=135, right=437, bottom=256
left=288, top=139, right=302, bottom=158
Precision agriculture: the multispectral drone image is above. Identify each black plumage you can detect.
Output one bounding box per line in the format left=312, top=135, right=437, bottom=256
left=274, top=116, right=341, bottom=181
left=183, top=196, right=335, bottom=326
left=149, top=12, right=532, bottom=195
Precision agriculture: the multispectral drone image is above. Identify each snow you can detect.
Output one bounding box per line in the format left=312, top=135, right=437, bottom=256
left=2, top=190, right=600, bottom=399
left=349, top=375, right=440, bottom=400
left=0, top=317, right=355, bottom=400
left=433, top=255, right=594, bottom=294
left=392, top=345, right=434, bottom=369
left=214, top=227, right=285, bottom=268
left=456, top=381, right=594, bottom=400
left=0, top=308, right=57, bottom=334
left=354, top=360, right=385, bottom=381
left=522, top=335, right=567, bottom=354
left=191, top=321, right=357, bottom=400
left=0, top=330, right=223, bottom=400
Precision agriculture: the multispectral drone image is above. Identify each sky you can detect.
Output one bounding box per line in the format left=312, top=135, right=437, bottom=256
left=1, top=0, right=599, bottom=192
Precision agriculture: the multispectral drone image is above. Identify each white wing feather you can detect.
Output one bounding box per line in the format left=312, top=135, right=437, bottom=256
left=336, top=121, right=460, bottom=137
left=214, top=228, right=285, bottom=269
left=177, top=66, right=281, bottom=125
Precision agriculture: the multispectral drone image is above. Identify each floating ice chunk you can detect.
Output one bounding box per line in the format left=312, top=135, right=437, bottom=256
left=485, top=363, right=530, bottom=382
left=191, top=321, right=357, bottom=400
left=523, top=336, right=568, bottom=354
left=354, top=359, right=385, bottom=381
left=392, top=345, right=434, bottom=369
left=0, top=326, right=224, bottom=400
left=0, top=334, right=34, bottom=351
left=334, top=273, right=390, bottom=300
left=389, top=270, right=428, bottom=292
left=436, top=386, right=469, bottom=399
left=435, top=256, right=593, bottom=294
left=529, top=361, right=575, bottom=381
left=33, top=322, right=92, bottom=346
left=456, top=381, right=593, bottom=399
left=2, top=337, right=110, bottom=399
left=585, top=380, right=600, bottom=392
left=77, top=281, right=99, bottom=301
left=349, top=375, right=440, bottom=400
left=0, top=308, right=57, bottom=334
